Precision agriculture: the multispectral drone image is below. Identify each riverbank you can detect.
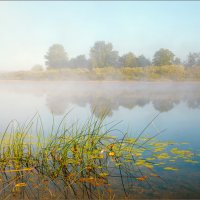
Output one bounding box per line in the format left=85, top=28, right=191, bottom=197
left=0, top=65, right=200, bottom=81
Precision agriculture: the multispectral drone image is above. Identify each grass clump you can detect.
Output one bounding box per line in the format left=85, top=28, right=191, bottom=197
left=0, top=114, right=198, bottom=199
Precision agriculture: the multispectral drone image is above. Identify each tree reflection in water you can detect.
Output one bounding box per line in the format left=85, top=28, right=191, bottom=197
left=44, top=82, right=200, bottom=117
left=1, top=81, right=200, bottom=117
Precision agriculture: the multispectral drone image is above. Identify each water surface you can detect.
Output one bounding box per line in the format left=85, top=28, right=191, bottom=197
left=0, top=81, right=200, bottom=198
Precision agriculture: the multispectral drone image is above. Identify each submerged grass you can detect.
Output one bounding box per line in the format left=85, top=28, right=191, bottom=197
left=0, top=114, right=198, bottom=199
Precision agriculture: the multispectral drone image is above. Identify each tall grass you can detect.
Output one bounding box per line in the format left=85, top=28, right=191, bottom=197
left=0, top=114, right=197, bottom=199
left=0, top=65, right=200, bottom=81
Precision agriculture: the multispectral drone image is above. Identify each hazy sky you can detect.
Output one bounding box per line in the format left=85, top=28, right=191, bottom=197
left=1, top=1, right=200, bottom=71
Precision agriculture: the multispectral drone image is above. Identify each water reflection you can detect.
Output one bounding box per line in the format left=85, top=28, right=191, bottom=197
left=1, top=81, right=200, bottom=117
left=1, top=81, right=199, bottom=198
left=44, top=82, right=200, bottom=117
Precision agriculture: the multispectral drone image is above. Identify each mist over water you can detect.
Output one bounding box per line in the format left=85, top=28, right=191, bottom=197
left=0, top=81, right=200, bottom=141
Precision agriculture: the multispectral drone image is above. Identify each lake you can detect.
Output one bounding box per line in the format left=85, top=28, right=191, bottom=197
left=0, top=81, right=200, bottom=198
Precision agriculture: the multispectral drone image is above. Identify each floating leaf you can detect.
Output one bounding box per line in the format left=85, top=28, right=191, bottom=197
left=99, top=173, right=108, bottom=177
left=155, top=153, right=170, bottom=159
left=164, top=167, right=178, bottom=171
left=144, top=163, right=154, bottom=169
left=154, top=162, right=164, bottom=166
left=15, top=183, right=26, bottom=187
left=150, top=173, right=160, bottom=177
left=133, top=152, right=142, bottom=157
left=154, top=148, right=164, bottom=152
left=109, top=152, right=115, bottom=157
left=184, top=160, right=199, bottom=164
left=136, top=176, right=148, bottom=181
left=79, top=177, right=94, bottom=182
left=146, top=157, right=155, bottom=161
left=135, top=159, right=145, bottom=166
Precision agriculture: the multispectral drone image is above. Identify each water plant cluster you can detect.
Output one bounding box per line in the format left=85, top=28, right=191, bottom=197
left=0, top=114, right=198, bottom=199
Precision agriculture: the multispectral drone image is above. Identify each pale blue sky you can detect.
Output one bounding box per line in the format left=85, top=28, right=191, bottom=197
left=0, top=1, right=200, bottom=71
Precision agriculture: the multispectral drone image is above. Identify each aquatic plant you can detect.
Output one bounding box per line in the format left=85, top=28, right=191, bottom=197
left=0, top=114, right=198, bottom=199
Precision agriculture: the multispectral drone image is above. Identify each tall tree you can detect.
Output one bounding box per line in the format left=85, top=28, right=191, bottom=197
left=185, top=52, right=200, bottom=67
left=90, top=41, right=119, bottom=68
left=137, top=55, right=151, bottom=67
left=69, top=55, right=89, bottom=68
left=120, top=52, right=138, bottom=67
left=153, top=48, right=175, bottom=66
left=173, top=57, right=181, bottom=65
left=45, top=44, right=68, bottom=69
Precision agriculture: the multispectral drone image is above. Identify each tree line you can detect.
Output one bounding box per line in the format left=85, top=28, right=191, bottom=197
left=33, top=41, right=200, bottom=70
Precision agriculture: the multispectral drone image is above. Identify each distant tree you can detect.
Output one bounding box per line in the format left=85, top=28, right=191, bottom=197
left=69, top=55, right=89, bottom=68
left=153, top=48, right=175, bottom=66
left=45, top=44, right=68, bottom=69
left=173, top=57, right=181, bottom=65
left=120, top=52, right=138, bottom=67
left=90, top=41, right=119, bottom=68
left=186, top=53, right=197, bottom=67
left=31, top=64, right=43, bottom=71
left=197, top=55, right=200, bottom=66
left=185, top=52, right=200, bottom=67
left=137, top=55, right=151, bottom=67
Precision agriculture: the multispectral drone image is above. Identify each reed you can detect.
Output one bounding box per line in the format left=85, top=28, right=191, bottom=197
left=0, top=114, right=197, bottom=199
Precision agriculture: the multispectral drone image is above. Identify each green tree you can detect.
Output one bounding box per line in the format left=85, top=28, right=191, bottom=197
left=173, top=57, right=181, bottom=65
left=45, top=44, right=68, bottom=69
left=186, top=52, right=200, bottom=67
left=153, top=48, right=175, bottom=66
left=69, top=55, right=89, bottom=68
left=90, top=41, right=119, bottom=68
left=137, top=55, right=151, bottom=67
left=120, top=52, right=138, bottom=67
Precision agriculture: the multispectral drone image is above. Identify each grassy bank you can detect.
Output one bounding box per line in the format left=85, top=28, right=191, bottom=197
left=0, top=65, right=200, bottom=81
left=0, top=114, right=198, bottom=199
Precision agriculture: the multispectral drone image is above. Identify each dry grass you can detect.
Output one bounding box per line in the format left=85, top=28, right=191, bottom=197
left=0, top=65, right=200, bottom=81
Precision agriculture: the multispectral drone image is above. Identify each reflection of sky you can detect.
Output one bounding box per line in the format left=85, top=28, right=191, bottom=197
left=108, top=102, right=200, bottom=149
left=0, top=85, right=200, bottom=149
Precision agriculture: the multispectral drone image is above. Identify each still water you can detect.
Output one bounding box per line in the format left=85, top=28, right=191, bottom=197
left=0, top=81, right=200, bottom=198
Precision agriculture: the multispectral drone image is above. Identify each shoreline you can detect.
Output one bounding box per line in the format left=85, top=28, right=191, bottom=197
left=0, top=79, right=200, bottom=84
